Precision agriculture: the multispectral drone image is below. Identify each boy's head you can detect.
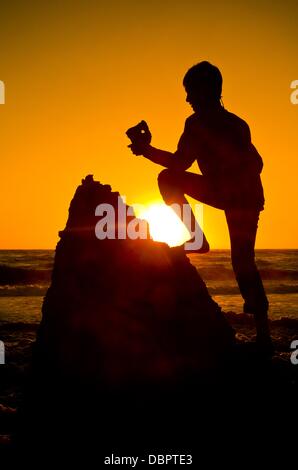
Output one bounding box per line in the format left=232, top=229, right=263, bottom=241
left=183, top=61, right=222, bottom=111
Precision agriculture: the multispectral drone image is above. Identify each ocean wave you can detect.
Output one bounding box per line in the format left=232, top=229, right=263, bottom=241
left=197, top=266, right=298, bottom=281
left=259, top=268, right=298, bottom=280
left=2, top=282, right=293, bottom=298
left=0, top=285, right=48, bottom=297
left=1, top=260, right=298, bottom=287
left=208, top=283, right=298, bottom=295
left=0, top=264, right=51, bottom=286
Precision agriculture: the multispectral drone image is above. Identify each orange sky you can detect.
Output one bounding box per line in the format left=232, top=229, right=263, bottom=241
left=0, top=1, right=297, bottom=248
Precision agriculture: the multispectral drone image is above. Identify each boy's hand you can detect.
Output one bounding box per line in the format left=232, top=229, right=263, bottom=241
left=126, top=120, right=152, bottom=156
left=128, top=142, right=150, bottom=156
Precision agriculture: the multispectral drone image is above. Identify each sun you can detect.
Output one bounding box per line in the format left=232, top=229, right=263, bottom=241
left=136, top=202, right=190, bottom=247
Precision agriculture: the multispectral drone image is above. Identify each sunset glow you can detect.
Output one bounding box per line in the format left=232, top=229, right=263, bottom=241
left=137, top=203, right=190, bottom=247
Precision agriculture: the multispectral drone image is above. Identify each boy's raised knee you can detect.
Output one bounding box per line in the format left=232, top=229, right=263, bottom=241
left=157, top=168, right=177, bottom=194
left=157, top=168, right=172, bottom=189
left=158, top=168, right=184, bottom=204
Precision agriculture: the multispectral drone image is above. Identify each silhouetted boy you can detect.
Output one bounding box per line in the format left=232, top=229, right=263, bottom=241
left=129, top=61, right=272, bottom=351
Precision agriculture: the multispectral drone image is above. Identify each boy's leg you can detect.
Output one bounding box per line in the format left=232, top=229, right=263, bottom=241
left=225, top=209, right=272, bottom=349
left=158, top=169, right=224, bottom=252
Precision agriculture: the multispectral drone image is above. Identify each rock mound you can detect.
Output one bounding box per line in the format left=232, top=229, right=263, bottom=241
left=35, top=175, right=234, bottom=386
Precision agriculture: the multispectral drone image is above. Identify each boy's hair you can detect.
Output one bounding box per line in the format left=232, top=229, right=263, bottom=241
left=183, top=61, right=222, bottom=101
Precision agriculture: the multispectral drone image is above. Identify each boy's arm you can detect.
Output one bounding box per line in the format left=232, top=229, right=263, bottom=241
left=142, top=146, right=176, bottom=169
left=139, top=118, right=197, bottom=171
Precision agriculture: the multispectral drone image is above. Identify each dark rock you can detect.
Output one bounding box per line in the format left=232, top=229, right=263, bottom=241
left=35, top=175, right=234, bottom=386
left=15, top=175, right=239, bottom=458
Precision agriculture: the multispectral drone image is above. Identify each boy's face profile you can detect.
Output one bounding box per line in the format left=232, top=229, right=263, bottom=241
left=183, top=62, right=222, bottom=114
left=185, top=84, right=221, bottom=113
left=185, top=87, right=204, bottom=113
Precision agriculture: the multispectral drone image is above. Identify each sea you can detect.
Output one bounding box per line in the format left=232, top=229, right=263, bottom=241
left=0, top=249, right=297, bottom=326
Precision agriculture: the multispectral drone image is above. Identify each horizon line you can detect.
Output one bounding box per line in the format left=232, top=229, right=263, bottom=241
left=0, top=247, right=298, bottom=251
